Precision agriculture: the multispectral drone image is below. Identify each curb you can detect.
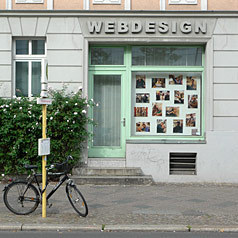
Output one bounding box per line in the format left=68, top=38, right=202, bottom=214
left=1, top=224, right=238, bottom=232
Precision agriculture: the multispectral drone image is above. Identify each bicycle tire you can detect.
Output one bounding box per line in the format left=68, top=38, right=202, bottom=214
left=3, top=181, right=40, bottom=215
left=66, top=183, right=88, bottom=217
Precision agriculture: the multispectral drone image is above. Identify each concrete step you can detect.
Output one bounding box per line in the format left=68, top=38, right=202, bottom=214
left=72, top=167, right=143, bottom=176
left=71, top=175, right=154, bottom=185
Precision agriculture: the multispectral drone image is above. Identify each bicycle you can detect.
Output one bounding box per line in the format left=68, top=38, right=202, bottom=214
left=3, top=155, right=88, bottom=217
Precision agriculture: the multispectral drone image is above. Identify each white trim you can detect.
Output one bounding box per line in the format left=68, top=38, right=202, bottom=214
left=6, top=0, right=12, bottom=10
left=169, top=0, right=197, bottom=4
left=201, top=0, right=207, bottom=10
left=47, top=0, right=53, bottom=10
left=84, top=0, right=90, bottom=9
left=125, top=0, right=130, bottom=10
left=160, top=0, right=166, bottom=10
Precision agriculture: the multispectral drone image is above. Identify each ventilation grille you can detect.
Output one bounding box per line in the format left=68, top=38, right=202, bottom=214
left=170, top=153, right=197, bottom=175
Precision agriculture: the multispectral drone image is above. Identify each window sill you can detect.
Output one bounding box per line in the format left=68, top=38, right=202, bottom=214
left=126, top=139, right=206, bottom=144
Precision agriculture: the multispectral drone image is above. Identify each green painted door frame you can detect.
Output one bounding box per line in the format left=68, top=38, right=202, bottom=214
left=88, top=70, right=127, bottom=158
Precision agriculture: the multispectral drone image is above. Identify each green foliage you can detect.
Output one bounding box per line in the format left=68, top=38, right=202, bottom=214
left=0, top=88, right=95, bottom=175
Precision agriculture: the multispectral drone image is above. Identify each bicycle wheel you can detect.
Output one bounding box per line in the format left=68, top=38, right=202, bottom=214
left=66, top=183, right=88, bottom=217
left=3, top=181, right=40, bottom=215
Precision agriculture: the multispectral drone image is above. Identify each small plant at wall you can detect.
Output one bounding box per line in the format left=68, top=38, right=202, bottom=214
left=0, top=87, right=95, bottom=175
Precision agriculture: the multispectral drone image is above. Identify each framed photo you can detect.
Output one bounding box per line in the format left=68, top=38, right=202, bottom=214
left=134, top=107, right=148, bottom=117
left=152, top=103, right=162, bottom=116
left=136, top=75, right=146, bottom=88
left=174, top=90, right=184, bottom=104
left=166, top=106, right=180, bottom=117
left=136, top=93, right=150, bottom=103
left=152, top=78, right=165, bottom=88
left=188, top=95, right=198, bottom=108
left=186, top=113, right=196, bottom=127
left=156, top=90, right=170, bottom=101
left=169, top=75, right=183, bottom=85
left=136, top=122, right=150, bottom=132
left=186, top=76, right=197, bottom=90
left=157, top=119, right=167, bottom=133
left=173, top=119, right=183, bottom=133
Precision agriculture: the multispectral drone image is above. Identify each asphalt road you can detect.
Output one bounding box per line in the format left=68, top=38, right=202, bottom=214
left=0, top=231, right=238, bottom=238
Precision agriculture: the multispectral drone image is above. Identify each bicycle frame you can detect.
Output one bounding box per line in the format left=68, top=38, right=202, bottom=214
left=30, top=172, right=70, bottom=202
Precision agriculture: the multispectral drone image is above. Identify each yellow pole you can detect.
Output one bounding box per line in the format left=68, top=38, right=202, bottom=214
left=42, top=104, right=47, bottom=218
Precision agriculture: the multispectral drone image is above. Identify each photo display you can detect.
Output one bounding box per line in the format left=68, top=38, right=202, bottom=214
left=131, top=72, right=201, bottom=136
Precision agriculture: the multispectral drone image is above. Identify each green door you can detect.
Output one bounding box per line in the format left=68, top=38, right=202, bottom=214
left=88, top=72, right=126, bottom=158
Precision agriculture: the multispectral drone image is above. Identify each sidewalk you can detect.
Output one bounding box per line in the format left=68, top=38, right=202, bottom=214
left=1, top=182, right=238, bottom=232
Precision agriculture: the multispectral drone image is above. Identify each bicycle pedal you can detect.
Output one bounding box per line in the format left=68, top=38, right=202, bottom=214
left=48, top=203, right=53, bottom=208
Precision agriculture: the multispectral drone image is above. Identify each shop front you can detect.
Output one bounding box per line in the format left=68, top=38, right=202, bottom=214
left=1, top=11, right=238, bottom=183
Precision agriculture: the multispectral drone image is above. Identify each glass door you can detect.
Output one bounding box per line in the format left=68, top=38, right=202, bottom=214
left=88, top=72, right=126, bottom=158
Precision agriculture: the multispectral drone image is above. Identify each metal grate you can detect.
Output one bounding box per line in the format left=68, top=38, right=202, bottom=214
left=170, top=153, right=197, bottom=175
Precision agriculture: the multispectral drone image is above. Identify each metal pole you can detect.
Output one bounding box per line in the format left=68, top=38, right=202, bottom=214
left=42, top=104, right=47, bottom=218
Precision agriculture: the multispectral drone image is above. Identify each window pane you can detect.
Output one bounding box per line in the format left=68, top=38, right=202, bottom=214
left=32, top=62, right=41, bottom=96
left=91, top=48, right=124, bottom=65
left=132, top=47, right=202, bottom=66
left=16, top=62, right=28, bottom=97
left=93, top=75, right=121, bottom=146
left=32, top=40, right=45, bottom=55
left=131, top=72, right=202, bottom=136
left=16, top=40, right=29, bottom=55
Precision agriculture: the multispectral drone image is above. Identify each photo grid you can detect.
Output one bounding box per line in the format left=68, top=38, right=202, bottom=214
left=133, top=74, right=200, bottom=136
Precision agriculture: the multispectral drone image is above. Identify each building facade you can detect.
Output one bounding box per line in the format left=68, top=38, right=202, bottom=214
left=1, top=1, right=238, bottom=183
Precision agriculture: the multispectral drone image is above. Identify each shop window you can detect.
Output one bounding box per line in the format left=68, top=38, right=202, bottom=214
left=132, top=72, right=202, bottom=136
left=14, top=39, right=46, bottom=97
left=93, top=0, right=121, bottom=4
left=169, top=0, right=197, bottom=4
left=131, top=46, right=203, bottom=138
left=91, top=47, right=124, bottom=65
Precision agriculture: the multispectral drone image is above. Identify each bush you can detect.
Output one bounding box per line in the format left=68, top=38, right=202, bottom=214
left=0, top=88, right=95, bottom=175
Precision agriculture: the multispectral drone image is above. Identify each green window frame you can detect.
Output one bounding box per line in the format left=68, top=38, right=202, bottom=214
left=89, top=45, right=205, bottom=144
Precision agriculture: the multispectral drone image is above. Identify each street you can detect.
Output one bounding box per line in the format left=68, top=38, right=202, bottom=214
left=1, top=231, right=238, bottom=238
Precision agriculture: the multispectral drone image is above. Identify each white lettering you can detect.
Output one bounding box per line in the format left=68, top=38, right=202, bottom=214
left=87, top=21, right=103, bottom=33
left=105, top=21, right=115, bottom=34
left=158, top=21, right=169, bottom=33
left=146, top=21, right=156, bottom=33
left=118, top=21, right=129, bottom=33
left=180, top=21, right=192, bottom=34
left=195, top=22, right=207, bottom=34
left=132, top=21, right=142, bottom=33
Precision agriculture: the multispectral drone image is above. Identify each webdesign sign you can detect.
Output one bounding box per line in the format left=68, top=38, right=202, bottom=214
left=87, top=20, right=207, bottom=35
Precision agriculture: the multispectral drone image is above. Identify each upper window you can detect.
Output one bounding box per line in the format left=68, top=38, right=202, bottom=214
left=132, top=47, right=202, bottom=66
left=15, top=0, right=44, bottom=3
left=14, top=39, right=46, bottom=97
left=91, top=47, right=124, bottom=65
left=93, top=0, right=121, bottom=4
left=169, top=0, right=197, bottom=4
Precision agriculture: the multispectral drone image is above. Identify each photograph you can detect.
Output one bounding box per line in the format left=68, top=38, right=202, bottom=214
left=136, top=75, right=146, bottom=88
left=134, top=107, right=148, bottom=117
left=186, top=113, right=196, bottom=127
left=169, top=75, right=183, bottom=85
left=173, top=120, right=183, bottom=133
left=174, top=90, right=184, bottom=104
left=152, top=78, right=166, bottom=88
left=136, top=122, right=150, bottom=132
left=157, top=119, right=167, bottom=133
left=156, top=90, right=170, bottom=101
left=166, top=106, right=180, bottom=117
left=136, top=93, right=150, bottom=103
left=188, top=95, right=198, bottom=108
left=186, top=76, right=197, bottom=90
left=152, top=103, right=162, bottom=116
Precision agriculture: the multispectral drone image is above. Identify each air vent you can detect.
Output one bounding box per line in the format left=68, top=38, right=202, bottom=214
left=170, top=153, right=196, bottom=175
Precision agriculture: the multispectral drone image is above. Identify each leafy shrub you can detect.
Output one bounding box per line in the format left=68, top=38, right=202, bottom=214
left=0, top=88, right=95, bottom=175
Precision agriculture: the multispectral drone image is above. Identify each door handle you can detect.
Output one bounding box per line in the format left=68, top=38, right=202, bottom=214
left=121, top=118, right=126, bottom=127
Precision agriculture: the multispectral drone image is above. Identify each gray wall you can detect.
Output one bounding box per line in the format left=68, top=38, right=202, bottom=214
left=0, top=16, right=84, bottom=98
